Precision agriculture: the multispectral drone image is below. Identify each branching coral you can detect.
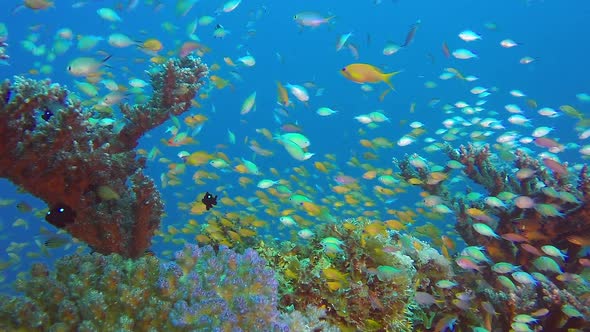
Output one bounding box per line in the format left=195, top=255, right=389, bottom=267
left=0, top=244, right=288, bottom=331
left=0, top=56, right=208, bottom=258
left=395, top=143, right=590, bottom=330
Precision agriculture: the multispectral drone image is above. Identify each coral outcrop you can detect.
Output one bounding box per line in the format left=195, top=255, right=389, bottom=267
left=395, top=144, right=590, bottom=330
left=0, top=56, right=208, bottom=257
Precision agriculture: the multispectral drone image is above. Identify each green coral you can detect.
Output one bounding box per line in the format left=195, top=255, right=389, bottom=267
left=0, top=254, right=171, bottom=331
left=261, top=217, right=455, bottom=331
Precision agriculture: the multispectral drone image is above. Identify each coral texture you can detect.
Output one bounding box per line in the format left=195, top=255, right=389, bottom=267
left=0, top=244, right=287, bottom=331
left=0, top=56, right=208, bottom=257
left=395, top=144, right=590, bottom=330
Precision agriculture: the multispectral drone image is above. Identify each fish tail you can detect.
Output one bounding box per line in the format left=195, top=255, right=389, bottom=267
left=382, top=71, right=401, bottom=91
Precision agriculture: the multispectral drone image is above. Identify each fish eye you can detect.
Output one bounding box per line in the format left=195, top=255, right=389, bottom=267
left=341, top=67, right=346, bottom=71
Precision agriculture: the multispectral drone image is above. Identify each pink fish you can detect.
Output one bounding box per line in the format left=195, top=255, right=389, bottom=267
left=334, top=175, right=356, bottom=185
left=180, top=41, right=199, bottom=58
left=514, top=196, right=535, bottom=209
left=542, top=158, right=568, bottom=176
left=293, top=12, right=334, bottom=27
left=534, top=137, right=563, bottom=150
left=280, top=124, right=302, bottom=133
left=456, top=256, right=483, bottom=272
left=501, top=233, right=529, bottom=243
left=520, top=243, right=543, bottom=256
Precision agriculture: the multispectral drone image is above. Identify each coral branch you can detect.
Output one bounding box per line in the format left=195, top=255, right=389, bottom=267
left=0, top=56, right=208, bottom=258
left=115, top=56, right=207, bottom=151
left=395, top=143, right=590, bottom=330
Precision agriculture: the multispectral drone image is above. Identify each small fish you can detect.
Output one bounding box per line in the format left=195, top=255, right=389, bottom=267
left=201, top=191, right=218, bottom=210
left=45, top=203, right=76, bottom=229
left=67, top=55, right=112, bottom=77
left=97, top=7, right=122, bottom=22
left=294, top=12, right=335, bottom=28
left=23, top=0, right=54, bottom=10
left=401, top=19, right=421, bottom=47
left=240, top=91, right=256, bottom=115
left=442, top=41, right=450, bottom=57
left=16, top=201, right=33, bottom=213
left=336, top=32, right=353, bottom=51
left=43, top=235, right=70, bottom=249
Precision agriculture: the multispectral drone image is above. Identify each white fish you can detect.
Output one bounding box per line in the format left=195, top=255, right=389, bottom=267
left=579, top=128, right=590, bottom=139
left=504, top=104, right=523, bottom=113
left=237, top=54, right=256, bottom=67
left=108, top=33, right=135, bottom=48
left=298, top=228, right=314, bottom=239
left=473, top=223, right=499, bottom=238
left=280, top=216, right=297, bottom=227
left=67, top=55, right=111, bottom=77
left=285, top=83, right=309, bottom=103
left=257, top=179, right=280, bottom=189
left=510, top=89, right=526, bottom=97
left=354, top=114, right=373, bottom=124
left=508, top=114, right=531, bottom=126
left=316, top=107, right=338, bottom=116
left=452, top=48, right=477, bottom=59
left=382, top=42, right=401, bottom=55
left=531, top=126, right=553, bottom=138
left=470, top=86, right=487, bottom=95
left=409, top=121, right=424, bottom=129
left=222, top=0, right=242, bottom=13
left=397, top=135, right=416, bottom=146
left=97, top=8, right=122, bottom=22
left=500, top=39, right=518, bottom=48
left=458, top=30, right=482, bottom=42
left=538, top=107, right=560, bottom=118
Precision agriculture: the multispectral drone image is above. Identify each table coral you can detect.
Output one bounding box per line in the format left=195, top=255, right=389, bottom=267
left=0, top=56, right=208, bottom=258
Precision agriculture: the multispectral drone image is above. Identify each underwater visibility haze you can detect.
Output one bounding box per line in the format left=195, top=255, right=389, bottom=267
left=0, top=0, right=590, bottom=331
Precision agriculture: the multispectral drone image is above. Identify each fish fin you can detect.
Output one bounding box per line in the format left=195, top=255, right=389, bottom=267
left=381, top=70, right=401, bottom=90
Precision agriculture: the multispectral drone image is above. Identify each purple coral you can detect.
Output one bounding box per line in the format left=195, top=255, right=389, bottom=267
left=168, top=244, right=285, bottom=331
left=0, top=245, right=289, bottom=331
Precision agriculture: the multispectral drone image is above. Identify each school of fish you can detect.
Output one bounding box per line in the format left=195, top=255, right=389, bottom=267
left=1, top=1, right=590, bottom=330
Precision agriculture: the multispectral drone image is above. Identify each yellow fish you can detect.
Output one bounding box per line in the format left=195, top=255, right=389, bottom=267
left=340, top=63, right=401, bottom=91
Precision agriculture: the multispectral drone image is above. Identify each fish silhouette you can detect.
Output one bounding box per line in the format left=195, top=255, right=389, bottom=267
left=201, top=192, right=218, bottom=210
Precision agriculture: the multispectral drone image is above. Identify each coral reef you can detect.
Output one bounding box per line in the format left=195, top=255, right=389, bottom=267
left=279, top=305, right=340, bottom=332
left=0, top=244, right=287, bottom=331
left=257, top=217, right=454, bottom=331
left=0, top=56, right=208, bottom=258
left=395, top=144, right=590, bottom=330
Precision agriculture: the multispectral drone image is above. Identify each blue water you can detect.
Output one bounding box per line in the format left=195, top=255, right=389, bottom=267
left=0, top=0, right=589, bottom=298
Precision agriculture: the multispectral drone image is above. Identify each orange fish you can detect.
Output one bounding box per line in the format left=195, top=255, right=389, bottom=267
left=340, top=63, right=401, bottom=90
left=276, top=81, right=292, bottom=107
